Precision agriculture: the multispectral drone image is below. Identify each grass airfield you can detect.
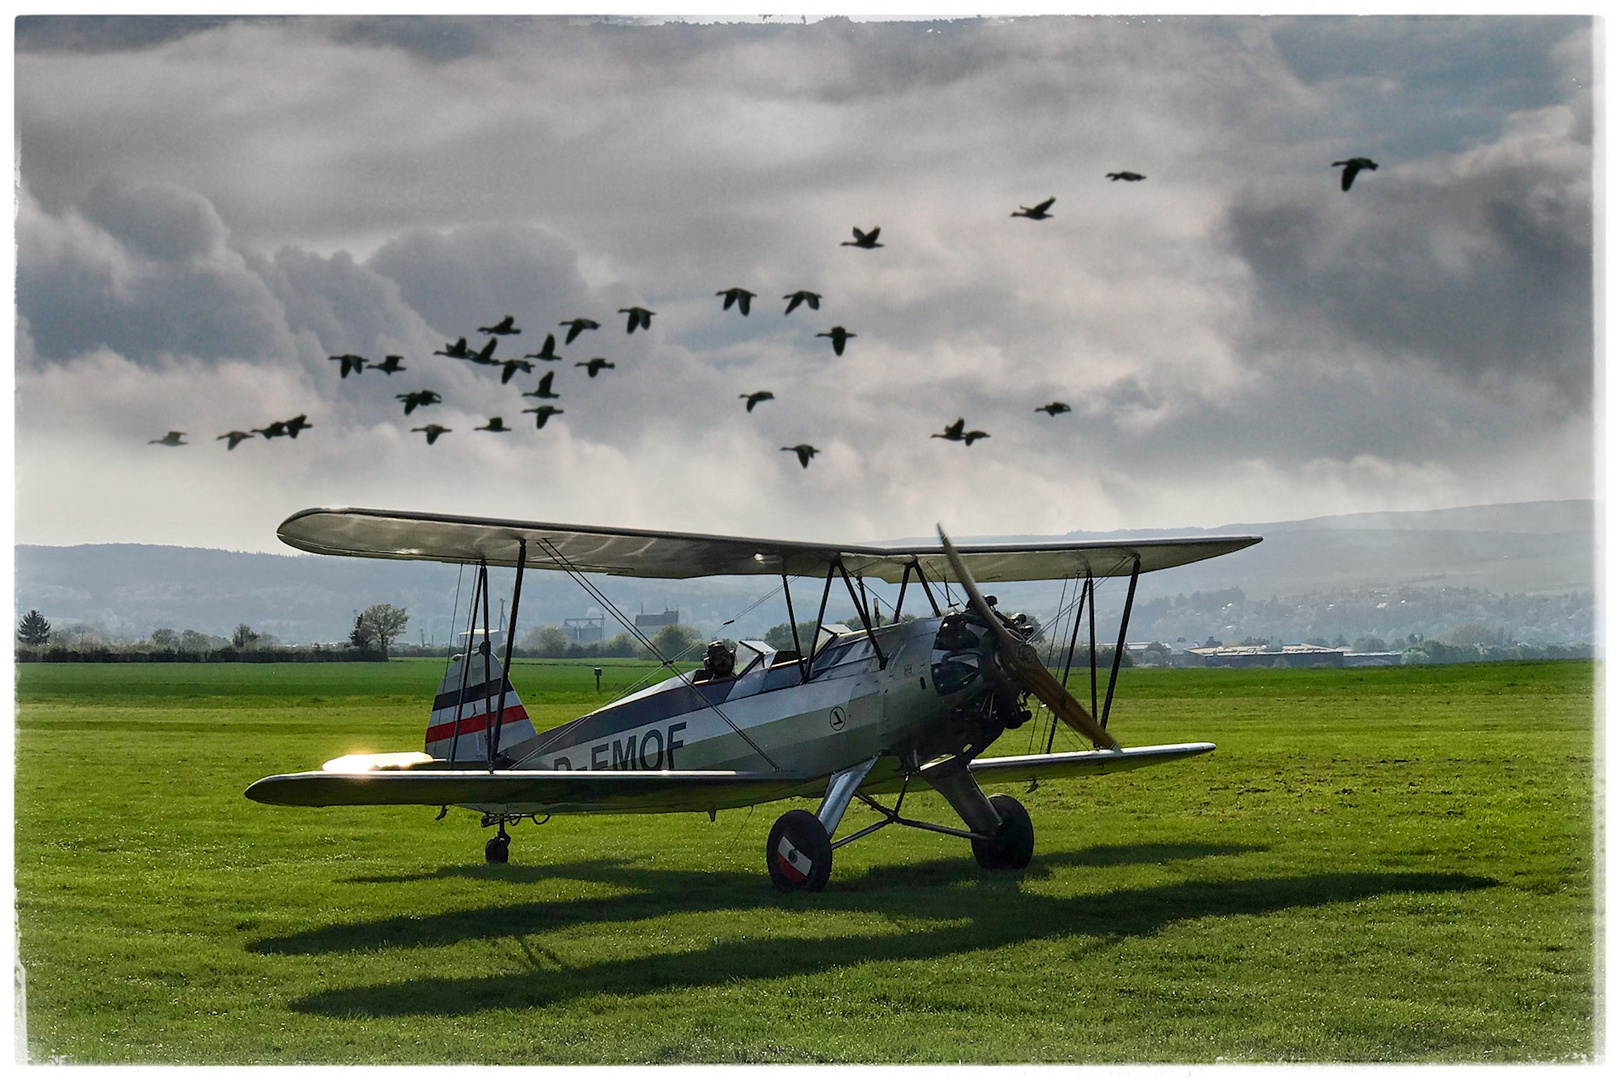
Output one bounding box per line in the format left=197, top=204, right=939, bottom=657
left=14, top=658, right=1595, bottom=1063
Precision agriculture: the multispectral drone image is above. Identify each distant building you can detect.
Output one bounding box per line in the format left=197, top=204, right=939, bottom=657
left=634, top=607, right=679, bottom=631
left=455, top=627, right=506, bottom=651
left=1343, top=651, right=1403, bottom=667
left=1186, top=643, right=1346, bottom=668
left=564, top=616, right=605, bottom=644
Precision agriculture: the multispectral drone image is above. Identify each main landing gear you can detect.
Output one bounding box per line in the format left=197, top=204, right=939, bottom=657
left=767, top=809, right=833, bottom=892
left=479, top=812, right=547, bottom=863
left=764, top=756, right=1035, bottom=892
left=970, top=793, right=1034, bottom=870
left=485, top=820, right=510, bottom=863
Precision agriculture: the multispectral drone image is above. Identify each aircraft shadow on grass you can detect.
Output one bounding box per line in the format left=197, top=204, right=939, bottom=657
left=260, top=843, right=1262, bottom=957
left=254, top=846, right=1495, bottom=1019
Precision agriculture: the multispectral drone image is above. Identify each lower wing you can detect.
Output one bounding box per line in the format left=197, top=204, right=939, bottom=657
left=245, top=743, right=1211, bottom=814
left=962, top=741, right=1215, bottom=785
left=245, top=767, right=817, bottom=815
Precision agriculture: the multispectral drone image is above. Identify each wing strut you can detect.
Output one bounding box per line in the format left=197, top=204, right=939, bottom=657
left=1100, top=556, right=1141, bottom=729
left=536, top=536, right=782, bottom=770
left=911, top=558, right=942, bottom=616
left=837, top=563, right=887, bottom=669
left=1047, top=574, right=1090, bottom=756
left=489, top=539, right=526, bottom=769
left=894, top=564, right=912, bottom=621
left=781, top=572, right=805, bottom=667
left=447, top=560, right=484, bottom=765
left=801, top=560, right=839, bottom=682
left=479, top=558, right=495, bottom=763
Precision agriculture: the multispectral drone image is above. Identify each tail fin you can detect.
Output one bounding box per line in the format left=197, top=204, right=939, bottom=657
left=425, top=650, right=538, bottom=765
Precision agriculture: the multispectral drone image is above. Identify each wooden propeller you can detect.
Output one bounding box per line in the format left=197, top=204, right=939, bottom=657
left=938, top=526, right=1121, bottom=751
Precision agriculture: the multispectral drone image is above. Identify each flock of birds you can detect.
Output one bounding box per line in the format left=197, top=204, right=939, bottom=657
left=147, top=159, right=1378, bottom=467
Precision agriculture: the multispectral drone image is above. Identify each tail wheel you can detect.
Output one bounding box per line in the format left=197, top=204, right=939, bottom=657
left=485, top=832, right=510, bottom=864
left=766, top=809, right=833, bottom=892
left=971, top=793, right=1034, bottom=870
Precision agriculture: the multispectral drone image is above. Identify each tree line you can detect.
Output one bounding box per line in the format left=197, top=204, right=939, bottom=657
left=15, top=604, right=410, bottom=662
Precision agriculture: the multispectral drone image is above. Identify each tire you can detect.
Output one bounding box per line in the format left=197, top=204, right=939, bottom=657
left=971, top=793, right=1034, bottom=870
left=766, top=809, right=833, bottom=892
left=485, top=833, right=510, bottom=864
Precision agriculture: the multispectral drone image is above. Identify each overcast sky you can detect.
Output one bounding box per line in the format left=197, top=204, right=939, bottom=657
left=12, top=14, right=1596, bottom=554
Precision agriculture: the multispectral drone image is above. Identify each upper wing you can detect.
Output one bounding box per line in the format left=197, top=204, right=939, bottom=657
left=277, top=506, right=1260, bottom=583
left=245, top=767, right=819, bottom=815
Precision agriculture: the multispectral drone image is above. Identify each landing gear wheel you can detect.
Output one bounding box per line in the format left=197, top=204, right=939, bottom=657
left=971, top=793, right=1034, bottom=870
left=485, top=824, right=511, bottom=864
left=766, top=809, right=833, bottom=892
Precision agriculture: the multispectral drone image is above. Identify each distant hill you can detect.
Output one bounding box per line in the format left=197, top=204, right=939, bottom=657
left=1062, top=499, right=1595, bottom=599
left=14, top=500, right=1595, bottom=645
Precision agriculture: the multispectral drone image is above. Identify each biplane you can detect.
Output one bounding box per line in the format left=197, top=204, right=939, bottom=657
left=247, top=508, right=1260, bottom=891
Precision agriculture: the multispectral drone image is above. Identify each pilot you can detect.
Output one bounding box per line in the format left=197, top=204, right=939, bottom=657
left=701, top=640, right=737, bottom=681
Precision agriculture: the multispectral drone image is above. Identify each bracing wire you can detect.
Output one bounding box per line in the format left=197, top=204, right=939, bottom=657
left=443, top=560, right=467, bottom=675
left=535, top=538, right=780, bottom=769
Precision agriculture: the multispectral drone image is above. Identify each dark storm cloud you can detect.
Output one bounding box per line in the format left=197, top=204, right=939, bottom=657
left=18, top=182, right=289, bottom=364
left=366, top=225, right=595, bottom=343
left=15, top=15, right=243, bottom=54
left=250, top=247, right=434, bottom=363
left=320, top=16, right=494, bottom=63
left=81, top=177, right=230, bottom=263
left=1222, top=109, right=1593, bottom=403
left=1269, top=16, right=1589, bottom=156
left=12, top=15, right=1596, bottom=550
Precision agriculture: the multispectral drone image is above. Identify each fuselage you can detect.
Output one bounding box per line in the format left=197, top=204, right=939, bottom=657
left=500, top=617, right=964, bottom=785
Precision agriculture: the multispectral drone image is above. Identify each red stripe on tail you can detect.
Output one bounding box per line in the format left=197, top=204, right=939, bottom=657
left=425, top=704, right=530, bottom=745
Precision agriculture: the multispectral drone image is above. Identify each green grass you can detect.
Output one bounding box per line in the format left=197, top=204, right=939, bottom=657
left=14, top=659, right=1595, bottom=1063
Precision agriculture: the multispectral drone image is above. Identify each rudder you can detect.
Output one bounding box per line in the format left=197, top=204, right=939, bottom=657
left=425, top=648, right=537, bottom=764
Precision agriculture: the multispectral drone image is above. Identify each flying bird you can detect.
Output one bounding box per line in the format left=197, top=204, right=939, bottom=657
left=841, top=226, right=883, bottom=249
left=253, top=421, right=289, bottom=439
left=1035, top=402, right=1071, bottom=416
left=717, top=287, right=755, bottom=316
left=217, top=430, right=253, bottom=450
left=741, top=391, right=775, bottom=412
left=522, top=404, right=565, bottom=429
left=524, top=334, right=563, bottom=362
left=397, top=390, right=442, bottom=415
left=619, top=306, right=655, bottom=333
left=1333, top=157, right=1378, bottom=191
left=1106, top=171, right=1146, bottom=182
left=496, top=358, right=534, bottom=385
left=281, top=414, right=313, bottom=438
left=783, top=290, right=822, bottom=315
left=479, top=315, right=520, bottom=335
left=148, top=431, right=187, bottom=447
left=475, top=417, right=511, bottom=432
left=1011, top=197, right=1056, bottom=220
left=470, top=338, right=499, bottom=365
left=434, top=337, right=471, bottom=359
left=816, top=326, right=856, bottom=356
left=412, top=424, right=451, bottom=445
left=373, top=355, right=407, bottom=375
left=328, top=353, right=367, bottom=378
left=559, top=318, right=600, bottom=345
left=577, top=358, right=616, bottom=377
left=931, top=418, right=966, bottom=442
left=781, top=444, right=819, bottom=468
left=523, top=371, right=561, bottom=399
